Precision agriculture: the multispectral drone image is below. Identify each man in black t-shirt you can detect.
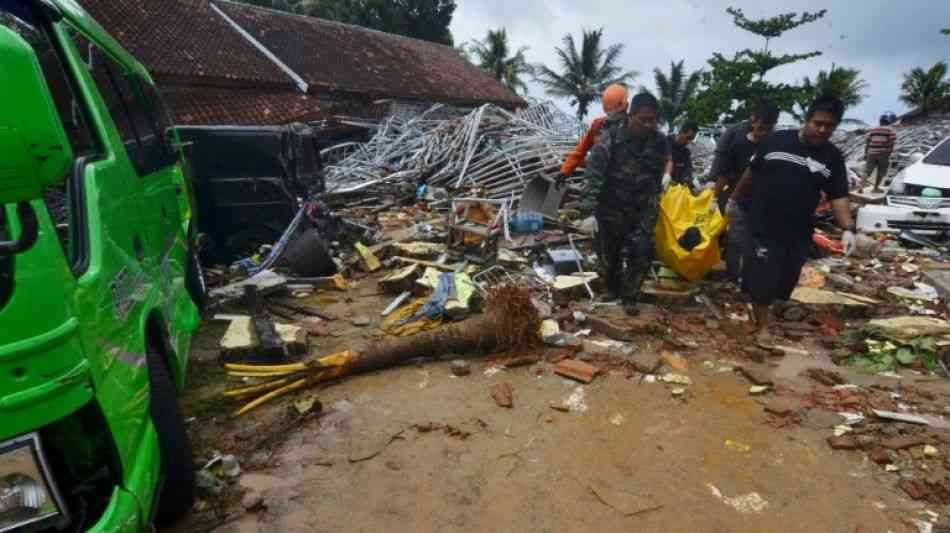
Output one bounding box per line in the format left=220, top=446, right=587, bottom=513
left=729, top=95, right=857, bottom=348
left=709, top=100, right=779, bottom=283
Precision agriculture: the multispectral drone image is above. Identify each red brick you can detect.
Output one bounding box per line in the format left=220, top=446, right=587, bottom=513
left=881, top=436, right=926, bottom=451
left=867, top=447, right=891, bottom=465
left=490, top=383, right=513, bottom=408
left=554, top=359, right=600, bottom=383
left=828, top=436, right=858, bottom=450
left=764, top=398, right=800, bottom=416
left=898, top=480, right=929, bottom=500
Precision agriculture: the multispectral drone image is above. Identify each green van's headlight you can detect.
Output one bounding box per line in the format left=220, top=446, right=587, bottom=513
left=0, top=434, right=66, bottom=533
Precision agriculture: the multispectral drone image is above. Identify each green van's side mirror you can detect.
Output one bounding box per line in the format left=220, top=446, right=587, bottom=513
left=0, top=25, right=73, bottom=204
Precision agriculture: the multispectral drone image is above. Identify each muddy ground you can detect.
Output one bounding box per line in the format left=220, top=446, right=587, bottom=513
left=168, top=273, right=950, bottom=533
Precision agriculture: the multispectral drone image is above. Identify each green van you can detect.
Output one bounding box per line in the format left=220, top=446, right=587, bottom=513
left=0, top=0, right=202, bottom=531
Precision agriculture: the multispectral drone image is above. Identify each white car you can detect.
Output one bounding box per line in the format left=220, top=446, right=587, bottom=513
left=857, top=136, right=950, bottom=234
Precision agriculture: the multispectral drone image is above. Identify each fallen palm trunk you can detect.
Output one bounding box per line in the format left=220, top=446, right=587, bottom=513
left=226, top=286, right=539, bottom=417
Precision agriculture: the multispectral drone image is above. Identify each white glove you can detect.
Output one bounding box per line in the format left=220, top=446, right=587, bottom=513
left=842, top=230, right=857, bottom=256
left=661, top=174, right=672, bottom=190
left=708, top=200, right=720, bottom=215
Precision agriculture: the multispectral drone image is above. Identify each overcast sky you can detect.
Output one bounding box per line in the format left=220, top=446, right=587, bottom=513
left=450, top=0, right=950, bottom=126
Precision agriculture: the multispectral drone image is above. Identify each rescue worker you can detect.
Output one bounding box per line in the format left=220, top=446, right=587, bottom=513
left=865, top=112, right=898, bottom=192
left=667, top=121, right=699, bottom=189
left=556, top=84, right=630, bottom=188
left=729, top=95, right=856, bottom=348
left=708, top=100, right=780, bottom=284
left=582, top=93, right=671, bottom=316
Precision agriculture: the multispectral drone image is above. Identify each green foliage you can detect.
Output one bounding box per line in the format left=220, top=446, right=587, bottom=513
left=900, top=61, right=950, bottom=114
left=726, top=7, right=826, bottom=46
left=468, top=28, right=533, bottom=96
left=650, top=60, right=702, bottom=129
left=942, top=28, right=950, bottom=36
left=234, top=0, right=457, bottom=45
left=688, top=7, right=827, bottom=124
left=844, top=327, right=940, bottom=373
left=534, top=28, right=638, bottom=121
left=792, top=65, right=868, bottom=121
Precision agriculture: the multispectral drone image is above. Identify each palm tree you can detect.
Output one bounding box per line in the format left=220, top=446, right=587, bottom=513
left=791, top=65, right=869, bottom=122
left=652, top=60, right=702, bottom=129
left=901, top=61, right=950, bottom=114
left=469, top=28, right=533, bottom=96
left=534, top=29, right=637, bottom=121
left=804, top=65, right=868, bottom=109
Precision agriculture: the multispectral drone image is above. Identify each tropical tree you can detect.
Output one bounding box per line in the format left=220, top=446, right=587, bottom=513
left=792, top=65, right=868, bottom=121
left=900, top=61, right=950, bottom=114
left=533, top=28, right=637, bottom=121
left=651, top=60, right=702, bottom=128
left=942, top=28, right=949, bottom=35
left=235, top=0, right=457, bottom=45
left=469, top=29, right=533, bottom=95
left=686, top=7, right=826, bottom=124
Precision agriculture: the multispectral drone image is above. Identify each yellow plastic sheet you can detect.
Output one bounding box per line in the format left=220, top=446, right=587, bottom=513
left=654, top=185, right=728, bottom=281
left=381, top=299, right=443, bottom=336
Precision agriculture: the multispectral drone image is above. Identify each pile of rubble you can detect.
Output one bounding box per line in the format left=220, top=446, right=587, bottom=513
left=191, top=102, right=950, bottom=529
left=833, top=117, right=950, bottom=179
left=323, top=101, right=585, bottom=201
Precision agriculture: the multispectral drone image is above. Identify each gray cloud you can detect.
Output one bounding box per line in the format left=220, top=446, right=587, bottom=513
left=451, top=0, right=950, bottom=125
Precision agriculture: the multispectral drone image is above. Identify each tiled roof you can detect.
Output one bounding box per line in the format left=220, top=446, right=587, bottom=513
left=212, top=1, right=525, bottom=108
left=78, top=0, right=292, bottom=88
left=163, top=87, right=321, bottom=125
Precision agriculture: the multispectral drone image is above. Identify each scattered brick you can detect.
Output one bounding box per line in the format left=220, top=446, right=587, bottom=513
left=764, top=398, right=800, bottom=417
left=867, top=447, right=891, bottom=465
left=736, top=365, right=773, bottom=386
left=881, top=436, right=926, bottom=451
left=490, top=383, right=514, bottom=408
left=898, top=479, right=929, bottom=501
left=803, top=368, right=844, bottom=386
left=554, top=359, right=600, bottom=383
left=828, top=436, right=858, bottom=450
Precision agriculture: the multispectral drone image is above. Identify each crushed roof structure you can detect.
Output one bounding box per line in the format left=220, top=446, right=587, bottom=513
left=77, top=0, right=525, bottom=125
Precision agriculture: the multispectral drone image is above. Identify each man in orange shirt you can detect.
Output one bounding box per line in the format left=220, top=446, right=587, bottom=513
left=557, top=84, right=630, bottom=188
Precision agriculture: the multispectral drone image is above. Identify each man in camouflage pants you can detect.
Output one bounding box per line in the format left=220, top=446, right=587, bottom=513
left=582, top=93, right=671, bottom=316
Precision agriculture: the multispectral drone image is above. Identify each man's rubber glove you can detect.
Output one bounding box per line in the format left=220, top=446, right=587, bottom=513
left=842, top=230, right=857, bottom=256
left=661, top=174, right=672, bottom=190
left=556, top=173, right=569, bottom=189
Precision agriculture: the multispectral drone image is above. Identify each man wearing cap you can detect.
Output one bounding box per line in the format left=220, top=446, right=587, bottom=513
left=582, top=93, right=671, bottom=316
left=557, top=84, right=629, bottom=188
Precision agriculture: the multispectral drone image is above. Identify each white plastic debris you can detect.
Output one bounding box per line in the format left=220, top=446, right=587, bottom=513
left=660, top=373, right=692, bottom=386
left=706, top=483, right=769, bottom=514
left=564, top=386, right=588, bottom=413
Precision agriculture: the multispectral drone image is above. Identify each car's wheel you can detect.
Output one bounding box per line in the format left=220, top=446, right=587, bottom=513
left=147, top=345, right=195, bottom=525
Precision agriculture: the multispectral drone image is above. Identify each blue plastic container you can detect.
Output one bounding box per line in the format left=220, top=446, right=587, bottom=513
left=511, top=211, right=544, bottom=234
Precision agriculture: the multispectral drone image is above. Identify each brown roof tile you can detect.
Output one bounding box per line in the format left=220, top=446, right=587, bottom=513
left=212, top=0, right=525, bottom=108
left=163, top=87, right=321, bottom=125
left=78, top=0, right=292, bottom=87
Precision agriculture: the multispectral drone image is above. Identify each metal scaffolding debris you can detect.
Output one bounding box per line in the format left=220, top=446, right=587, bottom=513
left=324, top=100, right=585, bottom=201
left=833, top=118, right=950, bottom=177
